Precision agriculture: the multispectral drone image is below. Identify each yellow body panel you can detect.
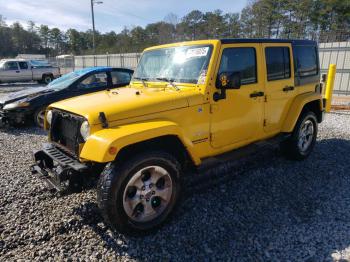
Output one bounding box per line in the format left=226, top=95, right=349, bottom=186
left=80, top=120, right=201, bottom=164
left=262, top=43, right=296, bottom=133
left=47, top=39, right=323, bottom=166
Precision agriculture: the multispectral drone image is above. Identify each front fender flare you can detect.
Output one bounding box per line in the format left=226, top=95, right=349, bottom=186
left=79, top=120, right=201, bottom=165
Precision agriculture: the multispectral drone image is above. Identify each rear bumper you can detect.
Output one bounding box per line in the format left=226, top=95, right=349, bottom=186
left=31, top=143, right=88, bottom=191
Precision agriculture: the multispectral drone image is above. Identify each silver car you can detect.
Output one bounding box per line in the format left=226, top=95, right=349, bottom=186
left=0, top=59, right=61, bottom=84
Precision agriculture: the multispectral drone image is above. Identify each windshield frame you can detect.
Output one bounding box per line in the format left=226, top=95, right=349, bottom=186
left=132, top=44, right=214, bottom=86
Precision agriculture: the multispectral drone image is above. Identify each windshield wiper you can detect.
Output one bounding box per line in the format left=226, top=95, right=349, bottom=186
left=133, top=77, right=148, bottom=87
left=156, top=77, right=180, bottom=91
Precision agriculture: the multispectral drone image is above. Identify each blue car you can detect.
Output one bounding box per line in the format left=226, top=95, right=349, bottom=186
left=0, top=67, right=133, bottom=127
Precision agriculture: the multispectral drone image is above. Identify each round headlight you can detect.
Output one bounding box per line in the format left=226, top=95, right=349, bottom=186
left=46, top=110, right=53, bottom=125
left=80, top=121, right=90, bottom=141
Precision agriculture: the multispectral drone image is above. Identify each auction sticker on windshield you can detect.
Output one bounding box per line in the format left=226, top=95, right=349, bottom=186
left=186, top=47, right=209, bottom=59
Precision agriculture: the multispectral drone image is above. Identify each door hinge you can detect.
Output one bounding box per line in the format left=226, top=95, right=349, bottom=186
left=263, top=119, right=267, bottom=126
left=264, top=95, right=267, bottom=102
left=209, top=133, right=214, bottom=141
left=210, top=104, right=218, bottom=114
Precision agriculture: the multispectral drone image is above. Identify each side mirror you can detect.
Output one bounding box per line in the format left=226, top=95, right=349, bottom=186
left=216, top=72, right=241, bottom=90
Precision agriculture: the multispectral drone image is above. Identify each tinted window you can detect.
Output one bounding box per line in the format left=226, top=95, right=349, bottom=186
left=78, top=72, right=108, bottom=89
left=18, top=62, right=29, bottom=70
left=111, top=71, right=131, bottom=85
left=5, top=62, right=18, bottom=70
left=218, top=47, right=257, bottom=85
left=265, top=47, right=291, bottom=81
left=295, top=46, right=318, bottom=77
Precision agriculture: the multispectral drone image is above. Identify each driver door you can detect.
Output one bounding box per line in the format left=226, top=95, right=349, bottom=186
left=74, top=72, right=110, bottom=95
left=1, top=61, right=20, bottom=82
left=210, top=43, right=264, bottom=148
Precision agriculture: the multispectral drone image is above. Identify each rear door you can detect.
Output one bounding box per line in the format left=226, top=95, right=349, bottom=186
left=262, top=43, right=295, bottom=133
left=17, top=61, right=33, bottom=81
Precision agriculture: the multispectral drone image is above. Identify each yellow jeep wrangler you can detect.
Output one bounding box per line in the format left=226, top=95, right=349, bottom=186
left=32, top=39, right=325, bottom=233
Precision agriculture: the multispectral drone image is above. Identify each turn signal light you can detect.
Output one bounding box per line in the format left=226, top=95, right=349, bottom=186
left=109, top=146, right=117, bottom=155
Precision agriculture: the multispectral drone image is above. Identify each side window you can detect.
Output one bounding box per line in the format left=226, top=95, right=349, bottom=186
left=5, top=62, right=19, bottom=70
left=78, top=72, right=108, bottom=89
left=295, top=46, right=318, bottom=77
left=218, top=47, right=257, bottom=85
left=265, top=47, right=291, bottom=81
left=18, top=62, right=29, bottom=70
left=111, top=71, right=131, bottom=85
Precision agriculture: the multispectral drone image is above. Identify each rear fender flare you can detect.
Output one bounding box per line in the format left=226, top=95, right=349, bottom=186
left=282, top=92, right=323, bottom=133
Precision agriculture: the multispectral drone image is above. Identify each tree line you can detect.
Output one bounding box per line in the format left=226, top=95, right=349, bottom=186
left=0, top=0, right=349, bottom=58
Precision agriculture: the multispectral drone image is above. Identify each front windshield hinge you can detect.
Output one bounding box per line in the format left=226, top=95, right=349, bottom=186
left=156, top=77, right=180, bottom=91
left=99, top=112, right=108, bottom=128
left=133, top=77, right=147, bottom=87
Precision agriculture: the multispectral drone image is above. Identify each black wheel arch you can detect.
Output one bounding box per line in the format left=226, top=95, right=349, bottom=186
left=301, top=99, right=323, bottom=123
left=114, top=135, right=195, bottom=172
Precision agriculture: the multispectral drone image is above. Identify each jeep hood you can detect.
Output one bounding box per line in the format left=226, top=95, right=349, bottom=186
left=49, top=86, right=203, bottom=125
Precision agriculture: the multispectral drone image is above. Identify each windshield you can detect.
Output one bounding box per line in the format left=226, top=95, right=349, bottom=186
left=47, top=71, right=81, bottom=90
left=133, top=45, right=212, bottom=85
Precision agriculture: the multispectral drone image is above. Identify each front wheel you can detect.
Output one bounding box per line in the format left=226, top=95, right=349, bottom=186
left=281, top=111, right=318, bottom=160
left=33, top=107, right=46, bottom=128
left=97, top=151, right=181, bottom=233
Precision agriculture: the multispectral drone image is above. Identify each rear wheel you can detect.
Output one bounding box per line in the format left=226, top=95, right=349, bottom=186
left=97, top=151, right=181, bottom=233
left=33, top=107, right=46, bottom=128
left=281, top=111, right=318, bottom=160
left=42, top=74, right=53, bottom=85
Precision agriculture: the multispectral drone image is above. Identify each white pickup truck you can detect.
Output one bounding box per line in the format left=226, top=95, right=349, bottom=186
left=0, top=59, right=61, bottom=84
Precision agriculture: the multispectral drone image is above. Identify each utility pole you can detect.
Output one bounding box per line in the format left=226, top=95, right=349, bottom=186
left=90, top=0, right=103, bottom=54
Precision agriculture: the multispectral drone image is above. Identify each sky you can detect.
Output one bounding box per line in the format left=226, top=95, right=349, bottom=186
left=0, top=0, right=247, bottom=33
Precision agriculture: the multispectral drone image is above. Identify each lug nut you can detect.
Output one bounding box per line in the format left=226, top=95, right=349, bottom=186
left=149, top=183, right=153, bottom=188
left=152, top=191, right=155, bottom=195
left=146, top=198, right=150, bottom=202
left=140, top=195, right=144, bottom=199
left=141, top=186, right=145, bottom=191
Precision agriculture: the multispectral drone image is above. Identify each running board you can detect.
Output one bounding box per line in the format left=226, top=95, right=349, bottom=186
left=197, top=133, right=290, bottom=172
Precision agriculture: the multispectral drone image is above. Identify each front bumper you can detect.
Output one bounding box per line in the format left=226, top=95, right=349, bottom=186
left=31, top=143, right=88, bottom=191
left=0, top=109, right=29, bottom=126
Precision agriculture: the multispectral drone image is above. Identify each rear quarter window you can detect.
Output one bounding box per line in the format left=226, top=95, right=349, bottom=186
left=294, top=46, right=318, bottom=78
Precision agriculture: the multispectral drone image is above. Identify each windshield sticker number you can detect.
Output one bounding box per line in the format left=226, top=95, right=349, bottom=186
left=197, top=70, right=207, bottom=84
left=186, top=47, right=209, bottom=59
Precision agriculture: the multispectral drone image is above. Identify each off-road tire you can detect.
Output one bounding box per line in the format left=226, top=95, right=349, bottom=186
left=97, top=151, right=181, bottom=234
left=281, top=111, right=318, bottom=160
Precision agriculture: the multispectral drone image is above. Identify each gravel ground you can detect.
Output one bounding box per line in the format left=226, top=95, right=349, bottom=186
left=0, top=112, right=350, bottom=261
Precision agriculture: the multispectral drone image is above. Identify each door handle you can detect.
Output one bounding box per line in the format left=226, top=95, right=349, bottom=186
left=283, top=86, right=294, bottom=92
left=250, top=91, right=264, bottom=98
left=16, top=71, right=20, bottom=73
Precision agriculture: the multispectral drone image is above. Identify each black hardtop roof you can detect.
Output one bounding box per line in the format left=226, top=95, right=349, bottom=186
left=220, top=38, right=317, bottom=46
